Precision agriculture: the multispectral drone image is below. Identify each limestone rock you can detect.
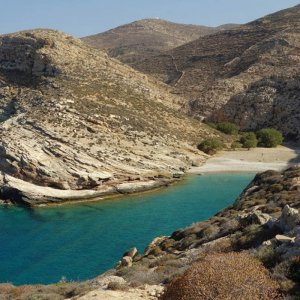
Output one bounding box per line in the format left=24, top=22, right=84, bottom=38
left=120, top=256, right=133, bottom=268
left=278, top=205, right=300, bottom=232
left=144, top=236, right=168, bottom=256
left=275, top=234, right=295, bottom=243
left=238, top=210, right=273, bottom=226
left=123, top=247, right=138, bottom=258
left=93, top=275, right=126, bottom=289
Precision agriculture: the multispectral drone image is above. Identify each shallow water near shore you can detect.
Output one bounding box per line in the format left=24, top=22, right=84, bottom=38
left=0, top=173, right=254, bottom=285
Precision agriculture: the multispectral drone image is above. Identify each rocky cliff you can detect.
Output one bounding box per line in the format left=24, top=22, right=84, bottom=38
left=82, top=19, right=236, bottom=65
left=0, top=29, right=220, bottom=205
left=133, top=5, right=300, bottom=142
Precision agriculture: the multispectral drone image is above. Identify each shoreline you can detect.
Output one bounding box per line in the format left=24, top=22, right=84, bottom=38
left=189, top=146, right=300, bottom=174
left=1, top=146, right=299, bottom=207
left=0, top=174, right=179, bottom=207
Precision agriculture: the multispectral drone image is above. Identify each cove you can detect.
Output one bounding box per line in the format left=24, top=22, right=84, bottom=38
left=0, top=173, right=254, bottom=285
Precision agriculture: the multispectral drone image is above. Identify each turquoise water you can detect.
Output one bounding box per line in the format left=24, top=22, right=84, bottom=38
left=0, top=173, right=254, bottom=285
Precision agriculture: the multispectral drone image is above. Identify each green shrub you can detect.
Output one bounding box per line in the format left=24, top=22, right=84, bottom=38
left=257, top=128, right=283, bottom=147
left=216, top=122, right=239, bottom=135
left=240, top=132, right=258, bottom=149
left=197, top=138, right=224, bottom=154
left=231, top=141, right=242, bottom=150
left=206, top=122, right=217, bottom=129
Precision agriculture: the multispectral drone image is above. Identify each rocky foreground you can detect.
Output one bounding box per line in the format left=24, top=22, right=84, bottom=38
left=2, top=166, right=299, bottom=299
left=0, top=29, right=222, bottom=206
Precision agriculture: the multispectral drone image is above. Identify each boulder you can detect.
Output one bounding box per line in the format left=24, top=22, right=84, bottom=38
left=123, top=247, right=138, bottom=258
left=144, top=236, right=168, bottom=256
left=94, top=275, right=126, bottom=289
left=172, top=171, right=184, bottom=179
left=120, top=256, right=133, bottom=268
left=278, top=205, right=300, bottom=232
left=275, top=234, right=296, bottom=243
left=238, top=210, right=272, bottom=226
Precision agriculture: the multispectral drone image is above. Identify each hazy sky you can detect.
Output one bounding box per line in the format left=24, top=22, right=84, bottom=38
left=0, top=0, right=299, bottom=37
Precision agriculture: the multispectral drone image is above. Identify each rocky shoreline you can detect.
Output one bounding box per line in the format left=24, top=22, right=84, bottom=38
left=0, top=172, right=181, bottom=207
left=2, top=166, right=300, bottom=299
left=1, top=146, right=299, bottom=207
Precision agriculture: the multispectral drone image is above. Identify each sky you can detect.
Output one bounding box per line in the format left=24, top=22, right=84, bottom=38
left=0, top=0, right=299, bottom=37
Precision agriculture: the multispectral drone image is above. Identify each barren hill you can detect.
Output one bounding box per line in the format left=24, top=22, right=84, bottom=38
left=81, top=19, right=235, bottom=65
left=134, top=5, right=300, bottom=142
left=0, top=29, right=218, bottom=205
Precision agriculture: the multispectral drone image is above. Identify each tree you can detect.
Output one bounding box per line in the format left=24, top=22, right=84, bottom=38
left=240, top=132, right=258, bottom=149
left=257, top=128, right=283, bottom=148
left=216, top=122, right=239, bottom=135
left=197, top=138, right=224, bottom=154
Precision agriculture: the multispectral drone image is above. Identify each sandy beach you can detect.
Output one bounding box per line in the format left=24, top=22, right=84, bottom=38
left=189, top=146, right=300, bottom=174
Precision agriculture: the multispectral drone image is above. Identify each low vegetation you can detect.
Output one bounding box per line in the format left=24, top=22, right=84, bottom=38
left=240, top=132, right=258, bottom=149
left=0, top=280, right=93, bottom=300
left=197, top=137, right=224, bottom=154
left=160, top=252, right=281, bottom=300
left=257, top=128, right=284, bottom=148
left=202, top=122, right=283, bottom=155
left=216, top=122, right=239, bottom=135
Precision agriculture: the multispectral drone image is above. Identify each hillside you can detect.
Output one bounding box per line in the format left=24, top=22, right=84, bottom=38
left=81, top=19, right=236, bottom=65
left=134, top=5, right=300, bottom=142
left=0, top=29, right=220, bottom=205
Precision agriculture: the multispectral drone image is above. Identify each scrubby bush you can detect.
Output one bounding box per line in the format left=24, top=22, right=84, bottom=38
left=197, top=138, right=224, bottom=154
left=240, top=132, right=258, bottom=149
left=257, top=128, right=283, bottom=148
left=216, top=122, right=239, bottom=135
left=160, top=252, right=281, bottom=300
left=231, top=141, right=242, bottom=150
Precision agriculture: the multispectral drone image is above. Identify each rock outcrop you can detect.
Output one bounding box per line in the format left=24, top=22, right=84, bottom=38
left=0, top=29, right=219, bottom=205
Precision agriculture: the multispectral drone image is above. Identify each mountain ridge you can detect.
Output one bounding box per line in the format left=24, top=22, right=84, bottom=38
left=82, top=18, right=237, bottom=65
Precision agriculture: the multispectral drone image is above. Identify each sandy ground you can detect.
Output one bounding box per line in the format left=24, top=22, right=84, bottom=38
left=189, top=146, right=300, bottom=174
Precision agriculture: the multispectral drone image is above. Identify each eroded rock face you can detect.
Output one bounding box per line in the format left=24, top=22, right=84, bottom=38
left=0, top=31, right=63, bottom=76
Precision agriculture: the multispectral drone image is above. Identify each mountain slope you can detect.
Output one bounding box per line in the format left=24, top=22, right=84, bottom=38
left=133, top=5, right=300, bottom=141
left=0, top=29, right=219, bottom=205
left=81, top=19, right=236, bottom=65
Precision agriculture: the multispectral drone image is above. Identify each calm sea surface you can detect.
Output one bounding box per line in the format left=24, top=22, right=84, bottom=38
left=0, top=173, right=254, bottom=285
